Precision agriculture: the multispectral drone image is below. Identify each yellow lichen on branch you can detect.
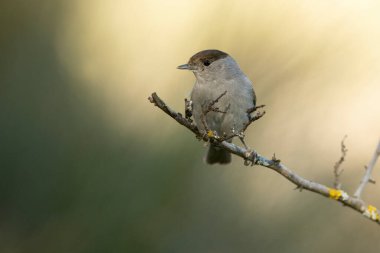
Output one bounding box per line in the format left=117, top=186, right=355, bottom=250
left=328, top=188, right=349, bottom=201
left=207, top=130, right=214, bottom=138
left=364, top=205, right=380, bottom=221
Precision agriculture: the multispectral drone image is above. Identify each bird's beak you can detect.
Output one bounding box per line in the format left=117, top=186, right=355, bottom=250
left=177, top=64, right=190, bottom=70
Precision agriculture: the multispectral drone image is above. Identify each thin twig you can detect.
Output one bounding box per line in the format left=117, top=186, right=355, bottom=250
left=247, top=104, right=265, bottom=114
left=206, top=90, right=228, bottom=111
left=244, top=109, right=266, bottom=132
left=354, top=140, right=380, bottom=198
left=149, top=92, right=380, bottom=225
left=223, top=105, right=266, bottom=141
left=200, top=91, right=228, bottom=134
left=184, top=98, right=193, bottom=122
left=148, top=93, right=200, bottom=136
left=333, top=135, right=348, bottom=189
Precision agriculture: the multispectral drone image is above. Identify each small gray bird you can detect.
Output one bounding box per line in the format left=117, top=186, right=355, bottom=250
left=178, top=49, right=256, bottom=164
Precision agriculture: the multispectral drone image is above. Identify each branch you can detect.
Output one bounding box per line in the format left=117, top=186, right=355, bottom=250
left=200, top=91, right=228, bottom=134
left=148, top=93, right=200, bottom=136
left=354, top=140, right=380, bottom=198
left=223, top=105, right=266, bottom=142
left=333, top=135, right=348, bottom=190
left=148, top=92, right=380, bottom=225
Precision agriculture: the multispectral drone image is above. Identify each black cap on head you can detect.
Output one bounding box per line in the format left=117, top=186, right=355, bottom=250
left=189, top=49, right=228, bottom=66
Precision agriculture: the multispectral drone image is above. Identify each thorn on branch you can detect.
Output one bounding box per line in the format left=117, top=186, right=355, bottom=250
left=271, top=153, right=281, bottom=165
left=294, top=185, right=304, bottom=192
left=362, top=166, right=376, bottom=184
left=333, top=135, right=348, bottom=190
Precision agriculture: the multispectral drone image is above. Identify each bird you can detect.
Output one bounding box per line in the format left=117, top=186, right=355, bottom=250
left=177, top=49, right=256, bottom=164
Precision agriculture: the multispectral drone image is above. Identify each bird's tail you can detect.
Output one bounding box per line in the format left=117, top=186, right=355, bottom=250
left=206, top=144, right=231, bottom=164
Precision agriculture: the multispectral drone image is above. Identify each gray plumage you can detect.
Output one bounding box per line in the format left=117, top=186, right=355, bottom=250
left=178, top=49, right=256, bottom=164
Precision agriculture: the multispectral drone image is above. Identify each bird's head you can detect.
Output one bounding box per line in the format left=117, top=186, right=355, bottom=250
left=177, top=49, right=242, bottom=81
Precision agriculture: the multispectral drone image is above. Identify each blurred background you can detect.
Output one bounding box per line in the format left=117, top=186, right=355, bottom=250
left=1, top=0, right=380, bottom=252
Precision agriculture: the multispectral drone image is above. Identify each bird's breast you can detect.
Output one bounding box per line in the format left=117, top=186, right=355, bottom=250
left=191, top=77, right=255, bottom=135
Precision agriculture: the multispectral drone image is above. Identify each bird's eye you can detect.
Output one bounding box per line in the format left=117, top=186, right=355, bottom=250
left=203, top=60, right=210, bottom=66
